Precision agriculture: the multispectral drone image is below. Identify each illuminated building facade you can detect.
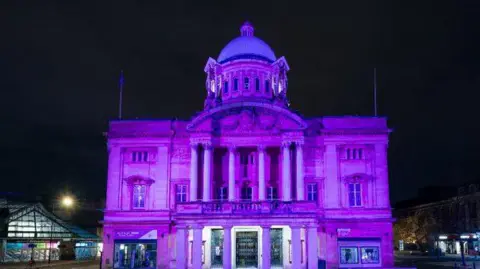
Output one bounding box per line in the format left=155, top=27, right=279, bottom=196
left=102, top=22, right=394, bottom=269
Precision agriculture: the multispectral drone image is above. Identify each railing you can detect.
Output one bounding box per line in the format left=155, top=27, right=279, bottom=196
left=176, top=200, right=317, bottom=215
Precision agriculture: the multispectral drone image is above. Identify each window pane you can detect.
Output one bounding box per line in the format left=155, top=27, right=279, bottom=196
left=355, top=183, right=361, bottom=192
left=361, top=247, right=380, bottom=264
left=132, top=152, right=136, bottom=162
left=356, top=194, right=361, bottom=206
left=348, top=184, right=354, bottom=192
left=358, top=149, right=363, bottom=159
left=349, top=193, right=355, bottom=207
left=255, top=78, right=260, bottom=92
left=244, top=78, right=249, bottom=89
left=265, top=81, right=270, bottom=93
left=234, top=79, right=238, bottom=91
left=224, top=82, right=228, bottom=93
left=340, top=247, right=359, bottom=264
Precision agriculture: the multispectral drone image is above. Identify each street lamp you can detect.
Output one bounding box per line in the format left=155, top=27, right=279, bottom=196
left=48, top=195, right=74, bottom=264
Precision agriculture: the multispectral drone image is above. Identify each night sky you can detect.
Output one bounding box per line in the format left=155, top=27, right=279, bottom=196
left=1, top=1, right=479, bottom=204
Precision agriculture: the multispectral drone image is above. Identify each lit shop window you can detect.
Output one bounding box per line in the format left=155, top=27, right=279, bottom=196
left=132, top=151, right=148, bottom=163
left=361, top=247, right=380, bottom=264
left=176, top=185, right=187, bottom=203
left=348, top=183, right=362, bottom=207
left=133, top=185, right=146, bottom=209
left=340, top=247, right=359, bottom=264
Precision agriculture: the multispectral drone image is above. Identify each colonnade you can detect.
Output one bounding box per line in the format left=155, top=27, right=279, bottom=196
left=189, top=141, right=305, bottom=202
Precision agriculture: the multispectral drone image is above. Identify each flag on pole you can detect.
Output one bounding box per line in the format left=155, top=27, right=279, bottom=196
left=118, top=70, right=124, bottom=119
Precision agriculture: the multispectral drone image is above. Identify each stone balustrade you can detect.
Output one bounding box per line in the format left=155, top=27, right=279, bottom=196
left=175, top=200, right=317, bottom=215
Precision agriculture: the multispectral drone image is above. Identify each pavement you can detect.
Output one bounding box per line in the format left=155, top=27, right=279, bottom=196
left=395, top=253, right=480, bottom=269
left=0, top=260, right=99, bottom=269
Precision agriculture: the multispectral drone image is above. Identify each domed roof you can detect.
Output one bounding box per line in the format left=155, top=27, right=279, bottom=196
left=217, top=22, right=277, bottom=64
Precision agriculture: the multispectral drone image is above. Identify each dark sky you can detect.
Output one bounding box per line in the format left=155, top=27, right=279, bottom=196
left=1, top=0, right=479, bottom=204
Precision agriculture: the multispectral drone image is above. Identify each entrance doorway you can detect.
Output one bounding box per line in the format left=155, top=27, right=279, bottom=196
left=236, top=231, right=258, bottom=268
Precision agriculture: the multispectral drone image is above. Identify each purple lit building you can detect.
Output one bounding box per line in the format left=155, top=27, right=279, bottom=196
left=102, top=22, right=394, bottom=269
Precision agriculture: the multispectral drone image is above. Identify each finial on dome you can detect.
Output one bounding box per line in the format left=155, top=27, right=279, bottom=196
left=240, top=21, right=254, bottom=37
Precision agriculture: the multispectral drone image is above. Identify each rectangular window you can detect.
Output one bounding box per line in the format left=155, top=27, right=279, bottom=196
left=133, top=185, right=146, bottom=209
left=223, top=81, right=228, bottom=94
left=307, top=183, right=318, bottom=202
left=132, top=151, right=148, bottom=163
left=216, top=187, right=228, bottom=201
left=244, top=77, right=249, bottom=90
left=340, top=247, right=359, bottom=264
left=234, top=78, right=239, bottom=91
left=176, top=185, right=187, bottom=203
left=360, top=247, right=380, bottom=264
left=114, top=242, right=157, bottom=268
left=241, top=187, right=252, bottom=200
left=265, top=80, right=270, bottom=93
left=255, top=78, right=260, bottom=92
left=348, top=183, right=362, bottom=207
left=267, top=187, right=278, bottom=200
left=346, top=148, right=363, bottom=160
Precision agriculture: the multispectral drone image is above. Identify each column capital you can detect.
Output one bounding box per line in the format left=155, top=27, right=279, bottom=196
left=203, top=142, right=212, bottom=150
left=223, top=224, right=233, bottom=229
left=176, top=224, right=188, bottom=230
left=190, top=143, right=199, bottom=150
left=260, top=224, right=271, bottom=229
left=257, top=144, right=266, bottom=151
left=281, top=141, right=292, bottom=148
left=289, top=224, right=304, bottom=229
left=307, top=223, right=319, bottom=229
left=190, top=223, right=204, bottom=229
left=294, top=140, right=304, bottom=147
left=228, top=145, right=236, bottom=152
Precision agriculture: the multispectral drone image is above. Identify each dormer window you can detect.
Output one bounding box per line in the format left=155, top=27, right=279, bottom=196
left=223, top=81, right=229, bottom=94
left=132, top=151, right=148, bottom=163
left=255, top=78, right=260, bottom=92
left=234, top=78, right=239, bottom=91
left=244, top=77, right=250, bottom=90
left=133, top=184, right=146, bottom=209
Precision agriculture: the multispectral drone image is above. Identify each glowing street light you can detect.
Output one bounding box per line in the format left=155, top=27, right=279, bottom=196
left=61, top=196, right=74, bottom=207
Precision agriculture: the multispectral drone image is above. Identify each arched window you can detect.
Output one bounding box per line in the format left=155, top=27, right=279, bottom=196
left=223, top=81, right=229, bottom=94
left=133, top=185, right=146, bottom=209
left=244, top=77, right=250, bottom=90
left=234, top=78, right=239, bottom=91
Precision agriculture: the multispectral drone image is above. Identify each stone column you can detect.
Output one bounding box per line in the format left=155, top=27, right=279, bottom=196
left=291, top=225, right=302, bottom=269
left=203, top=142, right=212, bottom=201
left=324, top=144, right=339, bottom=207
left=228, top=146, right=236, bottom=201
left=176, top=225, right=187, bottom=269
left=190, top=143, right=198, bottom=201
left=258, top=145, right=266, bottom=200
left=156, top=230, right=169, bottom=268
left=296, top=142, right=305, bottom=201
left=375, top=143, right=390, bottom=208
left=282, top=141, right=292, bottom=201
left=223, top=225, right=232, bottom=269
left=192, top=225, right=203, bottom=269
left=307, top=225, right=318, bottom=269
left=261, top=225, right=271, bottom=269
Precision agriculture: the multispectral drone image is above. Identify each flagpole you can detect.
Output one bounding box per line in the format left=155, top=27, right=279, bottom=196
left=374, top=67, right=378, bottom=117
left=118, top=70, right=124, bottom=119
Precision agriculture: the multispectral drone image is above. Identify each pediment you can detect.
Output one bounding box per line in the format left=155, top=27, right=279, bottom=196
left=187, top=102, right=307, bottom=135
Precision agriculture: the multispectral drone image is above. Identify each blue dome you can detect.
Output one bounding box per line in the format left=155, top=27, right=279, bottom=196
left=217, top=23, right=277, bottom=64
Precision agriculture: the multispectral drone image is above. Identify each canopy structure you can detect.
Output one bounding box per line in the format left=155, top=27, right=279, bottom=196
left=0, top=199, right=98, bottom=240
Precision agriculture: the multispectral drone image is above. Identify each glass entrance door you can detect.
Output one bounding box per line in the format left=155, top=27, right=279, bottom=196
left=236, top=231, right=258, bottom=268
left=271, top=228, right=283, bottom=266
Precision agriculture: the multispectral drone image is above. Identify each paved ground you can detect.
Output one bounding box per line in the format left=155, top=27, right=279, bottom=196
left=395, top=254, right=480, bottom=269
left=0, top=260, right=99, bottom=269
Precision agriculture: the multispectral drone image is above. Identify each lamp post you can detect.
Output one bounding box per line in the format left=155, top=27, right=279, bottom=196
left=48, top=196, right=74, bottom=264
